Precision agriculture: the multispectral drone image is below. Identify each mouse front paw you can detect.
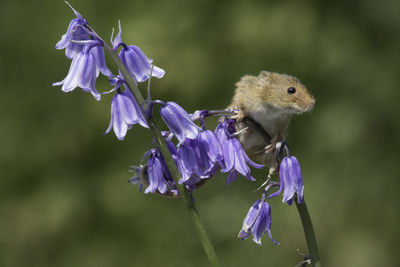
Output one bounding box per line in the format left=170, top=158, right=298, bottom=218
left=230, top=109, right=245, bottom=122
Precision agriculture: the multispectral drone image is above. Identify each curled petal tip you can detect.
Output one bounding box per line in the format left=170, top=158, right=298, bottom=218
left=112, top=20, right=123, bottom=51
left=65, top=1, right=85, bottom=23
left=52, top=80, right=63, bottom=87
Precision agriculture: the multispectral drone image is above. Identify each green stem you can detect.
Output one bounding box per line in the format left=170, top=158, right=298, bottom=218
left=295, top=201, right=321, bottom=267
left=103, top=42, right=220, bottom=267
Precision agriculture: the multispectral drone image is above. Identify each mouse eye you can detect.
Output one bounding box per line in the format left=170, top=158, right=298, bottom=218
left=287, top=87, right=296, bottom=94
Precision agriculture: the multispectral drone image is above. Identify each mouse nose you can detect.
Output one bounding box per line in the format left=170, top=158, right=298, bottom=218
left=307, top=97, right=315, bottom=111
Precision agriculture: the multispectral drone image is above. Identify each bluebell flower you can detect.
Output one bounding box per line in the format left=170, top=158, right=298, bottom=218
left=55, top=3, right=112, bottom=92
left=145, top=150, right=170, bottom=194
left=119, top=45, right=165, bottom=83
left=196, top=130, right=223, bottom=174
left=160, top=102, right=202, bottom=144
left=269, top=156, right=304, bottom=205
left=216, top=119, right=264, bottom=184
left=215, top=119, right=229, bottom=144
left=238, top=194, right=278, bottom=245
left=112, top=24, right=165, bottom=83
left=104, top=90, right=149, bottom=140
left=149, top=137, right=204, bottom=192
left=129, top=139, right=182, bottom=196
left=176, top=139, right=202, bottom=183
left=164, top=129, right=222, bottom=188
left=169, top=138, right=214, bottom=189
left=198, top=130, right=223, bottom=163
left=144, top=149, right=178, bottom=196
left=56, top=19, right=90, bottom=59
left=53, top=45, right=102, bottom=100
left=56, top=2, right=90, bottom=59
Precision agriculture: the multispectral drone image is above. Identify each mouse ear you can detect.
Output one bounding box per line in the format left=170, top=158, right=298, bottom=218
left=257, top=71, right=271, bottom=88
left=259, top=71, right=271, bottom=77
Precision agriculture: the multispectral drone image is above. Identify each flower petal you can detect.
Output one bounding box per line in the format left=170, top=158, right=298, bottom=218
left=116, top=94, right=138, bottom=125
left=145, top=156, right=160, bottom=194
left=112, top=20, right=123, bottom=51
left=160, top=102, right=201, bottom=143
left=252, top=202, right=269, bottom=245
left=112, top=98, right=128, bottom=140
left=104, top=95, right=116, bottom=135
left=221, top=139, right=235, bottom=172
left=151, top=65, right=166, bottom=79
left=241, top=200, right=261, bottom=233
left=91, top=45, right=113, bottom=77
left=226, top=170, right=238, bottom=184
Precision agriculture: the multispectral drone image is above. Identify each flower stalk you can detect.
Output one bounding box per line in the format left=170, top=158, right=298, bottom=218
left=296, top=201, right=321, bottom=267
left=102, top=42, right=220, bottom=267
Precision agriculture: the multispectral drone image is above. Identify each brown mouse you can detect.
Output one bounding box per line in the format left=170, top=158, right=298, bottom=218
left=229, top=71, right=315, bottom=174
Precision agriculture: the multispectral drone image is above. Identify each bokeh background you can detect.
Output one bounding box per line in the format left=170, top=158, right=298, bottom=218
left=1, top=0, right=400, bottom=266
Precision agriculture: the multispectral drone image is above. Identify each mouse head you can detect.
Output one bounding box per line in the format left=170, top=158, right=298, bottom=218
left=256, top=71, right=315, bottom=114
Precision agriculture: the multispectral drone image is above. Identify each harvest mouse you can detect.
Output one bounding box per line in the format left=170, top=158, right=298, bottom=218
left=228, top=71, right=315, bottom=174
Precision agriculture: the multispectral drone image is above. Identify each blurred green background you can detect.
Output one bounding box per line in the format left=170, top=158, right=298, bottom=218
left=1, top=0, right=400, bottom=266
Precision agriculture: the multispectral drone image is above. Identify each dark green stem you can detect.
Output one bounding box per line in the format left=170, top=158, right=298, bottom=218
left=295, top=201, right=321, bottom=267
left=103, top=42, right=220, bottom=267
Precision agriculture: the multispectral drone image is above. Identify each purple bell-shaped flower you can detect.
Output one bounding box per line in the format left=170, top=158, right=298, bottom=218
left=238, top=193, right=278, bottom=245
left=53, top=45, right=101, bottom=100
left=216, top=119, right=264, bottom=184
left=269, top=156, right=304, bottom=205
left=104, top=90, right=149, bottom=140
left=160, top=102, right=202, bottom=144
left=55, top=3, right=89, bottom=59
left=112, top=23, right=165, bottom=83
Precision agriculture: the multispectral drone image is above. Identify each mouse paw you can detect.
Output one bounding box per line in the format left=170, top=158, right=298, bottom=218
left=230, top=109, right=245, bottom=122
left=265, top=137, right=280, bottom=153
left=265, top=143, right=274, bottom=153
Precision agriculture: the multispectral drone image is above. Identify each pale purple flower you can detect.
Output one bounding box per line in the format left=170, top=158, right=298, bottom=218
left=173, top=139, right=219, bottom=190
left=56, top=20, right=90, bottom=59
left=215, top=119, right=228, bottom=145
left=216, top=119, right=264, bottom=184
left=173, top=129, right=223, bottom=184
left=55, top=2, right=112, bottom=94
left=198, top=130, right=223, bottom=163
left=269, top=156, right=304, bottom=205
left=130, top=144, right=180, bottom=196
left=145, top=149, right=173, bottom=194
left=135, top=139, right=204, bottom=192
left=56, top=2, right=90, bottom=59
left=238, top=195, right=278, bottom=245
left=160, top=102, right=202, bottom=144
left=104, top=91, right=149, bottom=140
left=112, top=24, right=165, bottom=83
left=140, top=149, right=178, bottom=196
left=53, top=46, right=102, bottom=100
left=119, top=45, right=165, bottom=83
left=196, top=130, right=223, bottom=174
left=176, top=139, right=202, bottom=183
